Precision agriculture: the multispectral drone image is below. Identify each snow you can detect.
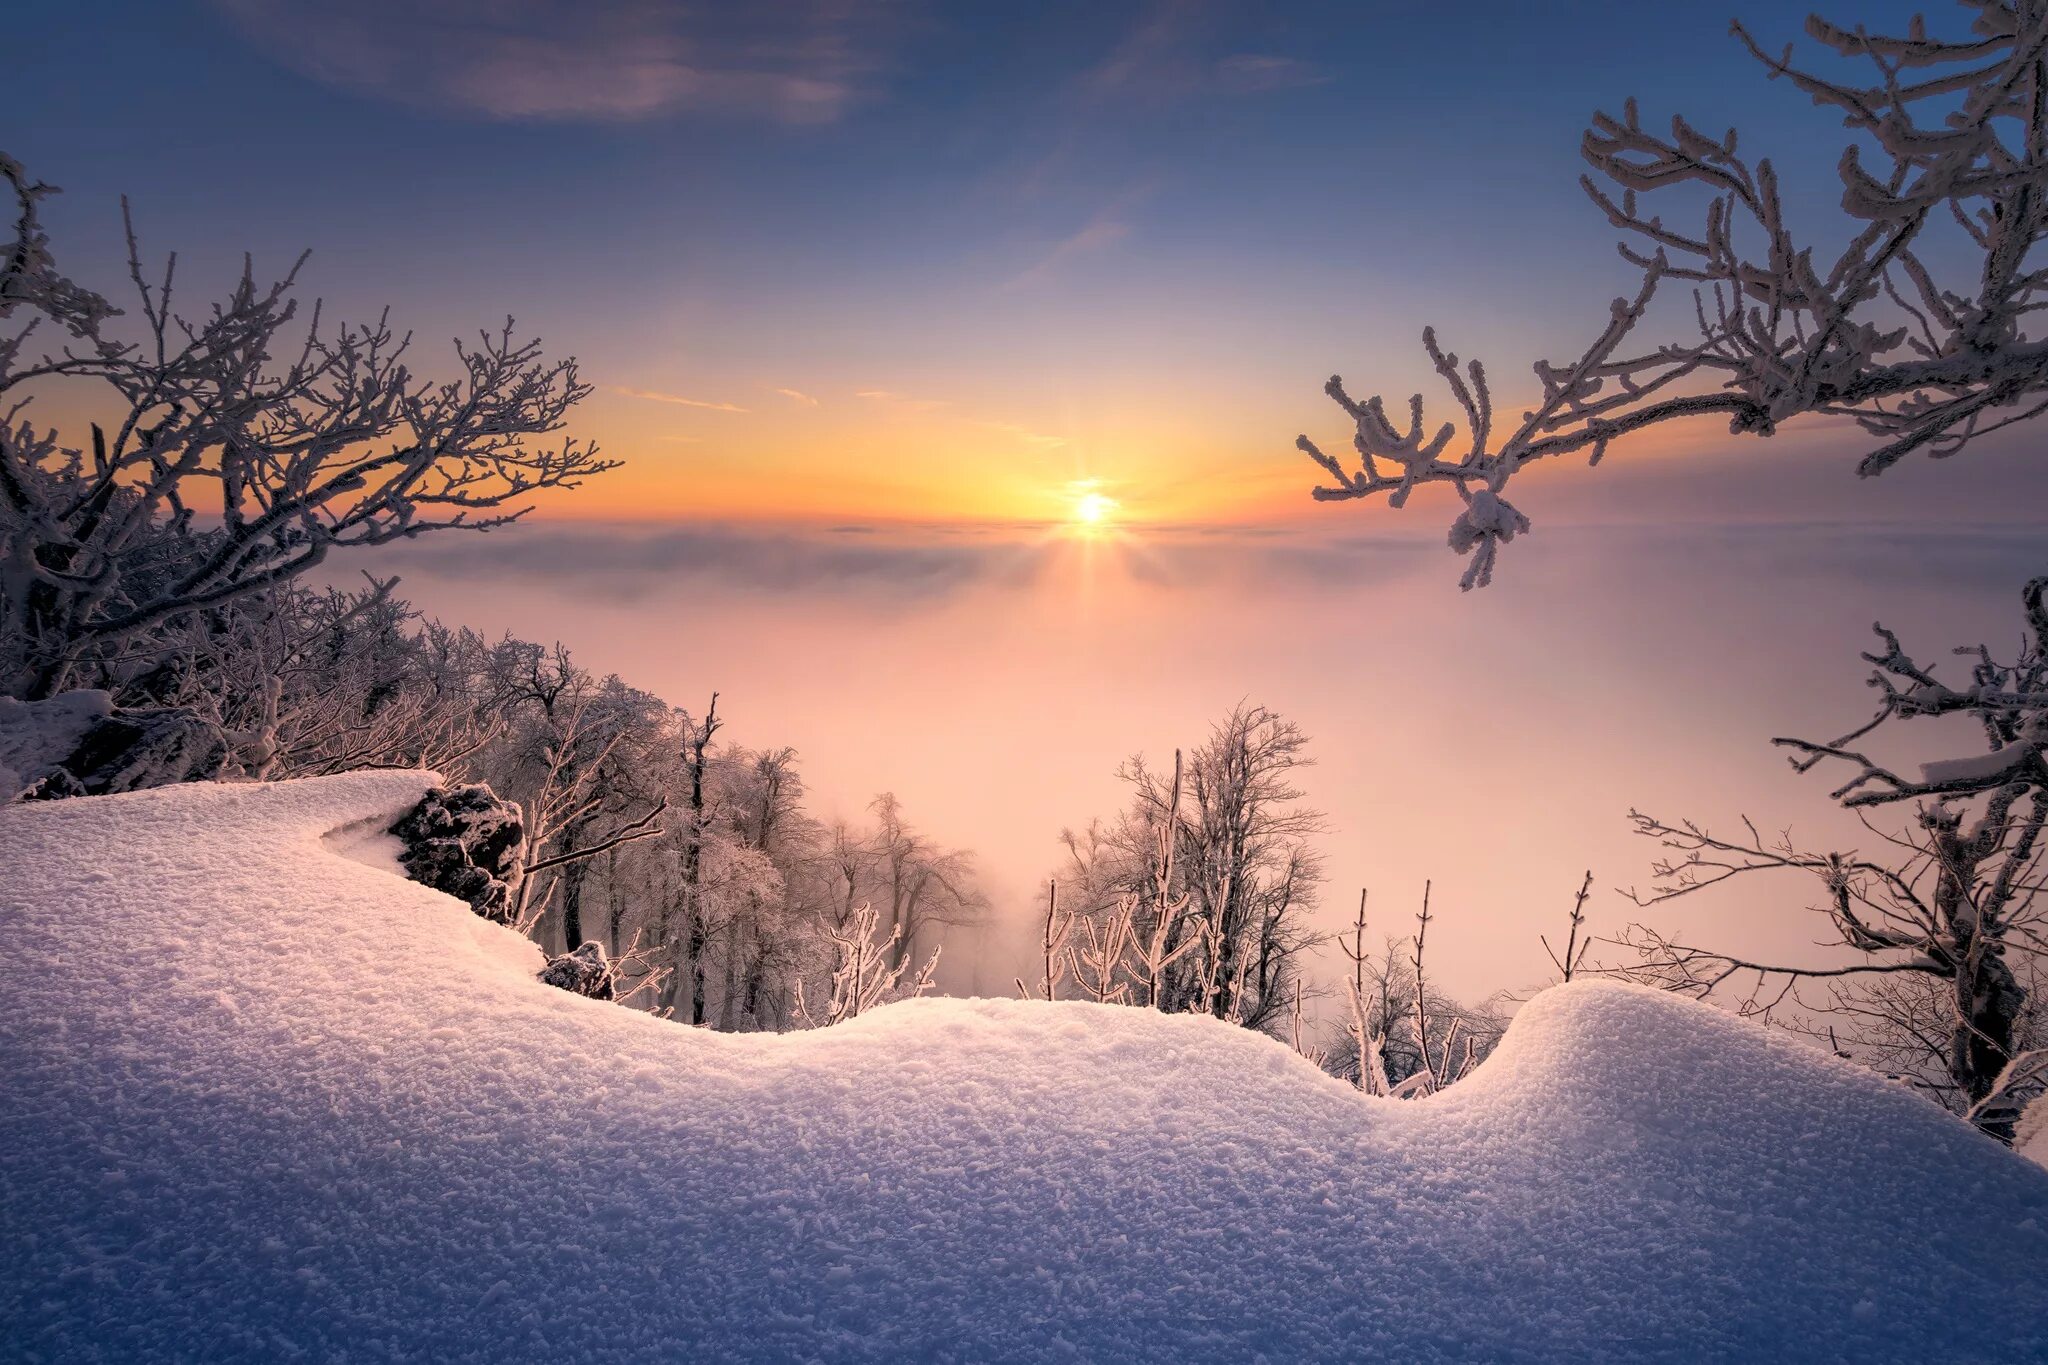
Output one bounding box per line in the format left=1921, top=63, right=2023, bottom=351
left=0, top=687, right=111, bottom=801
left=4, top=773, right=2047, bottom=1362
left=1919, top=745, right=2027, bottom=787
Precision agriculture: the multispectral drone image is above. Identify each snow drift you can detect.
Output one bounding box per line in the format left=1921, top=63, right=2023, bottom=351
left=4, top=773, right=2046, bottom=1363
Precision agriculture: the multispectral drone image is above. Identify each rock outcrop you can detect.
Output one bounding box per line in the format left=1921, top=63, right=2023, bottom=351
left=388, top=784, right=526, bottom=923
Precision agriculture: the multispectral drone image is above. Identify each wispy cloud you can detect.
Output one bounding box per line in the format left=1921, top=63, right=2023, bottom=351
left=856, top=389, right=949, bottom=414
left=611, top=386, right=749, bottom=413
left=1001, top=182, right=1154, bottom=290
left=774, top=387, right=820, bottom=407
left=207, top=0, right=898, bottom=124
left=1078, top=2, right=1324, bottom=104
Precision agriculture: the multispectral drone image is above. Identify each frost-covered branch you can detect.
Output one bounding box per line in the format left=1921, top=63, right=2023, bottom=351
left=794, top=900, right=941, bottom=1027
left=1300, top=5, right=2048, bottom=585
left=1774, top=576, right=2048, bottom=807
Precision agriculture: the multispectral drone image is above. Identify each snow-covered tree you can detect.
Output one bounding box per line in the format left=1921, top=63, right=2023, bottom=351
left=1615, top=577, right=2048, bottom=1139
left=1059, top=705, right=1325, bottom=1033
left=1298, top=4, right=2048, bottom=587
left=159, top=579, right=511, bottom=780
left=0, top=150, right=613, bottom=698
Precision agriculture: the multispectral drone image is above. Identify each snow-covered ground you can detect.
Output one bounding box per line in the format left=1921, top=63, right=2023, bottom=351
left=4, top=773, right=2046, bottom=1362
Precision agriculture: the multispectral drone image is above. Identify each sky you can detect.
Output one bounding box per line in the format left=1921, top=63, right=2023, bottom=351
left=10, top=0, right=2047, bottom=1001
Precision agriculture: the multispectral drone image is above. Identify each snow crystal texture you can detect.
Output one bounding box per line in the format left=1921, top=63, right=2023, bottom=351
left=4, top=773, right=2047, bottom=1362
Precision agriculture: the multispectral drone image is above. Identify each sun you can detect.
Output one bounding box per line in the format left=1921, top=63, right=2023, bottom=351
left=1073, top=491, right=1118, bottom=526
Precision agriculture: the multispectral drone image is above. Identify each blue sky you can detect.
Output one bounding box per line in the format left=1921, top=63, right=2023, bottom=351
left=8, top=0, right=1968, bottom=529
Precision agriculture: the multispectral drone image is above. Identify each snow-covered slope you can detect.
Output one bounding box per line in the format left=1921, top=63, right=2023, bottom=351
left=4, top=774, right=2046, bottom=1363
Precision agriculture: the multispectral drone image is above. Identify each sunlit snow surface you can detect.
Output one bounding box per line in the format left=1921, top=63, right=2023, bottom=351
left=4, top=772, right=2047, bottom=1362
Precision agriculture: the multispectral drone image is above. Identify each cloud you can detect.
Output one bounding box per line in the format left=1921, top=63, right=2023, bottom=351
left=611, top=386, right=749, bottom=413
left=1078, top=3, right=1324, bottom=104
left=381, top=523, right=1016, bottom=601
left=774, top=388, right=820, bottom=407
left=1002, top=215, right=1133, bottom=290
left=855, top=389, right=949, bottom=413
left=206, top=0, right=897, bottom=124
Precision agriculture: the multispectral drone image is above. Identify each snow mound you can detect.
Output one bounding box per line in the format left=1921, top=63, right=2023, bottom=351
left=4, top=774, right=2046, bottom=1363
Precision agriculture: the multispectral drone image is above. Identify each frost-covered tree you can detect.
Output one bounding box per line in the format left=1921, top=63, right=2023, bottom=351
left=865, top=791, right=990, bottom=969
left=791, top=900, right=942, bottom=1029
left=1615, top=578, right=2048, bottom=1139
left=1059, top=705, right=1325, bottom=1033
left=0, top=151, right=613, bottom=698
left=1291, top=0, right=2048, bottom=1138
left=1298, top=4, right=2048, bottom=587
left=484, top=646, right=670, bottom=947
left=149, top=578, right=511, bottom=780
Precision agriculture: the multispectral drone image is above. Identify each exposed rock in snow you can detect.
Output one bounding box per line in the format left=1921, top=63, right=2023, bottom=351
left=0, top=689, right=112, bottom=800
left=538, top=940, right=618, bottom=1000
left=0, top=690, right=230, bottom=801
left=388, top=782, right=526, bottom=923
left=3, top=773, right=2046, bottom=1362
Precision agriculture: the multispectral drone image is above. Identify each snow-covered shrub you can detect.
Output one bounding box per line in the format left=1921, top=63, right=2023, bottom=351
left=389, top=784, right=527, bottom=924
left=793, top=900, right=941, bottom=1027
left=0, top=691, right=112, bottom=801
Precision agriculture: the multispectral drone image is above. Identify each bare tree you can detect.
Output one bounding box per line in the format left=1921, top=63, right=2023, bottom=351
left=867, top=791, right=990, bottom=969
left=1603, top=572, right=2048, bottom=1139
left=792, top=901, right=942, bottom=1029
left=0, top=151, right=614, bottom=698
left=1059, top=708, right=1324, bottom=1032
left=1613, top=792, right=2044, bottom=1138
left=1296, top=6, right=2048, bottom=587
left=1542, top=871, right=1596, bottom=984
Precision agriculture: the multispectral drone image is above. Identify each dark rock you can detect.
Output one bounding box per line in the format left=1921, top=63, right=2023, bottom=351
left=4, top=692, right=232, bottom=802
left=538, top=941, right=617, bottom=1000
left=54, top=709, right=232, bottom=796
left=389, top=784, right=527, bottom=923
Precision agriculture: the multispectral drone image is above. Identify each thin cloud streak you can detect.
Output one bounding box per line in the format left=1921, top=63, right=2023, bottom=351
left=612, top=386, right=749, bottom=413
left=855, top=389, right=949, bottom=413
left=207, top=0, right=897, bottom=124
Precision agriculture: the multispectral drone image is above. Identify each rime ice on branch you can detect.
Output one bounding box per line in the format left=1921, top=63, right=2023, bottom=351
left=1299, top=4, right=2048, bottom=586
left=0, top=151, right=616, bottom=698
